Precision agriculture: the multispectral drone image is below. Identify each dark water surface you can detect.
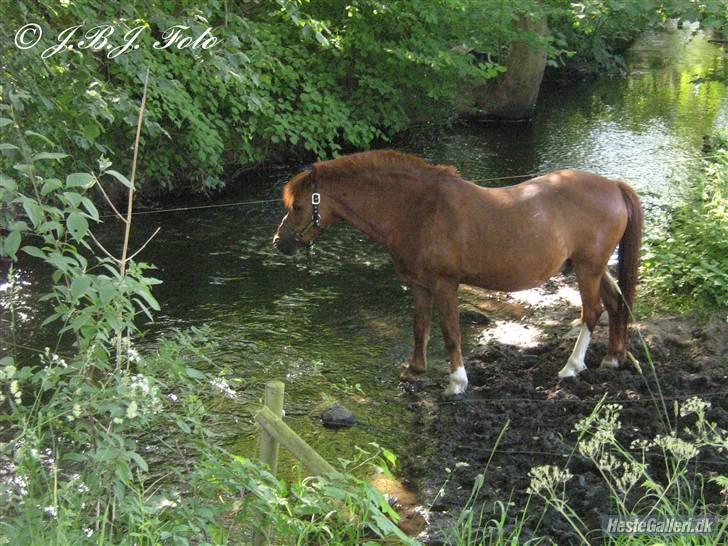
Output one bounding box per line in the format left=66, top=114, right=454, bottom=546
left=2, top=30, right=726, bottom=473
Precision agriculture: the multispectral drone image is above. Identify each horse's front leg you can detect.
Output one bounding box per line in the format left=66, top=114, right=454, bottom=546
left=433, top=281, right=468, bottom=395
left=400, top=285, right=433, bottom=382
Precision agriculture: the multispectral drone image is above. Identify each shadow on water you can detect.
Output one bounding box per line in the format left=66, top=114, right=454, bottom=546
left=2, top=29, right=726, bottom=475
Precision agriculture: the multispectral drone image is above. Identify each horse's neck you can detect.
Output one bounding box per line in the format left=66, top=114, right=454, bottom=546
left=326, top=173, right=413, bottom=247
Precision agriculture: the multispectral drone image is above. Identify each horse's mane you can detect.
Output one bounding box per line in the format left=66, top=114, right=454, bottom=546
left=282, top=151, right=459, bottom=208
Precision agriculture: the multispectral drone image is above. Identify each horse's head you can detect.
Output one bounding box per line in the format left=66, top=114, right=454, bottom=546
left=273, top=168, right=328, bottom=256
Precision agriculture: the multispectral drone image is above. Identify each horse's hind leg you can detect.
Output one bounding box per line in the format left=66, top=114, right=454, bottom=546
left=432, top=280, right=468, bottom=395
left=400, top=285, right=433, bottom=381
left=558, top=265, right=604, bottom=378
left=599, top=271, right=623, bottom=369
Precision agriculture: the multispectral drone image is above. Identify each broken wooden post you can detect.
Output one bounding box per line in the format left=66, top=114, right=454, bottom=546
left=256, top=406, right=338, bottom=477
left=258, top=380, right=285, bottom=475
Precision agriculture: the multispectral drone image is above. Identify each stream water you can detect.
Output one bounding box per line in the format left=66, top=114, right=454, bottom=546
left=2, top=29, right=727, bottom=475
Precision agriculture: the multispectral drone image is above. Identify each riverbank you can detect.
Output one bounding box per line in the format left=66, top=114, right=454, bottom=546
left=398, top=276, right=728, bottom=544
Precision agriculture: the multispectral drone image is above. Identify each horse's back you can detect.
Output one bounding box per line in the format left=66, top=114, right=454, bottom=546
left=428, top=169, right=631, bottom=290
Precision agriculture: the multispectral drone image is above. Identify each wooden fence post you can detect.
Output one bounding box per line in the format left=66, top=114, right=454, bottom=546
left=258, top=380, right=285, bottom=475
left=255, top=381, right=285, bottom=546
left=255, top=406, right=339, bottom=477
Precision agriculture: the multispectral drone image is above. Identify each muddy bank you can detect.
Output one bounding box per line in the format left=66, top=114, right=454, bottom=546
left=400, top=275, right=728, bottom=544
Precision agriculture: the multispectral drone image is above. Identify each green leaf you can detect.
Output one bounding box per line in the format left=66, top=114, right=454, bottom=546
left=81, top=122, right=101, bottom=142
left=10, top=221, right=28, bottom=232
left=315, top=31, right=330, bottom=47
left=67, top=212, right=89, bottom=240
left=175, top=418, right=192, bottom=433
left=13, top=163, right=34, bottom=175
left=41, top=178, right=63, bottom=196
left=3, top=230, right=21, bottom=258
left=80, top=197, right=99, bottom=221
left=33, top=152, right=68, bottom=161
left=99, top=282, right=117, bottom=306
left=24, top=131, right=56, bottom=146
left=0, top=118, right=12, bottom=128
left=129, top=451, right=149, bottom=472
left=22, top=245, right=47, bottom=259
left=185, top=367, right=206, bottom=380
left=62, top=191, right=83, bottom=208
left=70, top=275, right=91, bottom=300
left=0, top=176, right=17, bottom=191
left=22, top=198, right=43, bottom=227
left=0, top=143, right=19, bottom=151
left=106, top=170, right=131, bottom=188
left=66, top=172, right=94, bottom=189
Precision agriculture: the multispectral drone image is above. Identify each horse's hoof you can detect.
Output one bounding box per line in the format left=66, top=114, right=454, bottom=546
left=558, top=359, right=586, bottom=379
left=600, top=356, right=619, bottom=369
left=443, top=384, right=466, bottom=396
left=399, top=366, right=425, bottom=382
left=443, top=367, right=468, bottom=396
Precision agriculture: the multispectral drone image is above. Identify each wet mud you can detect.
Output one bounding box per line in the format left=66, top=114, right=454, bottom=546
left=400, top=276, right=728, bottom=544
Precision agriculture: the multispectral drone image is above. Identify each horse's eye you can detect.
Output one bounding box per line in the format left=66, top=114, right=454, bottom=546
left=293, top=205, right=302, bottom=212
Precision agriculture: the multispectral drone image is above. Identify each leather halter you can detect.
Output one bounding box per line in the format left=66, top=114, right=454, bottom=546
left=287, top=177, right=321, bottom=243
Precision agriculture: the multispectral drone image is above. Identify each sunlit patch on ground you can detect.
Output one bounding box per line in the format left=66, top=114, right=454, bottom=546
left=508, top=281, right=582, bottom=309
left=477, top=320, right=544, bottom=348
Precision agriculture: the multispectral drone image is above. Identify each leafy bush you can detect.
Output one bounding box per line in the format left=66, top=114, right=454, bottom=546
left=1, top=0, right=510, bottom=195
left=0, top=110, right=411, bottom=544
left=642, top=134, right=728, bottom=311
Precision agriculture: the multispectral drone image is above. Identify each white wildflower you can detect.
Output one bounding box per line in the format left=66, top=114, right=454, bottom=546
left=651, top=434, right=699, bottom=461
left=126, top=401, right=139, bottom=419
left=157, top=497, right=178, bottom=509
left=680, top=397, right=710, bottom=418
left=210, top=377, right=237, bottom=399
left=630, top=439, right=649, bottom=451
left=527, top=465, right=573, bottom=496
left=578, top=437, right=603, bottom=459
left=615, top=462, right=644, bottom=493
left=596, top=452, right=619, bottom=472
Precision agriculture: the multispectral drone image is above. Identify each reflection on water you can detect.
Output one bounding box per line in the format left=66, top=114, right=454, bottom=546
left=2, top=29, right=726, bottom=470
left=412, top=30, right=727, bottom=202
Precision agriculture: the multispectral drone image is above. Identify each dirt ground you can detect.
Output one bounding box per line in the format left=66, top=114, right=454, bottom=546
left=397, top=274, right=728, bottom=544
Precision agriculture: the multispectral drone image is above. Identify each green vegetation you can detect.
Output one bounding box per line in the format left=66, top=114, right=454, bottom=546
left=2, top=2, right=727, bottom=544
left=0, top=107, right=412, bottom=544
left=2, top=1, right=726, bottom=195
left=642, top=133, right=728, bottom=312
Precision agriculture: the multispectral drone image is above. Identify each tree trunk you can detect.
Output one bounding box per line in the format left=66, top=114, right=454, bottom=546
left=474, top=15, right=549, bottom=121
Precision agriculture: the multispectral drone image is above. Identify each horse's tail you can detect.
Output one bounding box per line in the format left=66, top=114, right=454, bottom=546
left=615, top=181, right=644, bottom=352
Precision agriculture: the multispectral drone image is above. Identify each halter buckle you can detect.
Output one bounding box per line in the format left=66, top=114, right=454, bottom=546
left=311, top=192, right=321, bottom=205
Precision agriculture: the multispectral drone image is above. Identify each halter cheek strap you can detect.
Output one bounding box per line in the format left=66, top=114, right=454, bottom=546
left=296, top=178, right=321, bottom=239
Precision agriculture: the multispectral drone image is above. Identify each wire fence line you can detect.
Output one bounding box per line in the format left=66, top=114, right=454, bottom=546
left=96, top=151, right=726, bottom=219
left=434, top=391, right=728, bottom=405
left=450, top=446, right=728, bottom=467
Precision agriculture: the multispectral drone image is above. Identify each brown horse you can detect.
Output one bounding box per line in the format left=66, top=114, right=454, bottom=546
left=273, top=151, right=643, bottom=395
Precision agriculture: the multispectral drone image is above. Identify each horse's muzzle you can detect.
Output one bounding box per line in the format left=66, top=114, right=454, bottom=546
left=272, top=232, right=307, bottom=256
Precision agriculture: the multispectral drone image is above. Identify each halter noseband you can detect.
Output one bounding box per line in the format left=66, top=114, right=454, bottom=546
left=291, top=178, right=321, bottom=242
